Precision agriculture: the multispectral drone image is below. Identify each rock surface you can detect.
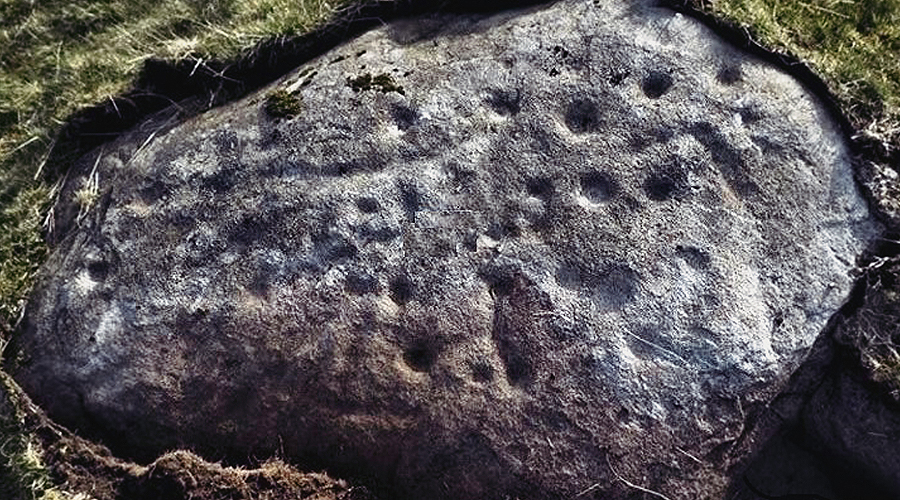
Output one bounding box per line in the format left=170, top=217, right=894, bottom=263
left=9, top=0, right=879, bottom=498
left=802, top=368, right=900, bottom=497
left=796, top=257, right=900, bottom=499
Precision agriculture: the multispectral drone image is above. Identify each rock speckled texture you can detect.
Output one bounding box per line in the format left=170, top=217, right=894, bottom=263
left=9, top=1, right=879, bottom=499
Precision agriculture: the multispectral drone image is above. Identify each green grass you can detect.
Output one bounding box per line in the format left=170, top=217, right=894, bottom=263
left=0, top=0, right=345, bottom=336
left=696, top=0, right=900, bottom=153
left=0, top=2, right=346, bottom=492
left=1, top=0, right=898, bottom=336
left=0, top=186, right=49, bottom=336
left=0, top=371, right=84, bottom=500
left=0, top=0, right=899, bottom=497
left=689, top=0, right=900, bottom=397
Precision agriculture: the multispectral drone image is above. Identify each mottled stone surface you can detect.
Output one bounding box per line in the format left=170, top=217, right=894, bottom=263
left=9, top=0, right=879, bottom=498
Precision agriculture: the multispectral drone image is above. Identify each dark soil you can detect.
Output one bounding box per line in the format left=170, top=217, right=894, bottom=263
left=0, top=373, right=376, bottom=500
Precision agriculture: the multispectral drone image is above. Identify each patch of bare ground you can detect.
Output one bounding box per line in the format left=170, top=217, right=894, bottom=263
left=1, top=371, right=375, bottom=500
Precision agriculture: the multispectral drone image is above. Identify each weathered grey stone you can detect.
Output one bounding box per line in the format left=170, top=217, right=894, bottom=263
left=9, top=0, right=879, bottom=499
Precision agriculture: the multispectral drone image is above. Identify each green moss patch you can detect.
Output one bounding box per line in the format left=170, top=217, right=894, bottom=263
left=264, top=89, right=303, bottom=118
left=347, top=73, right=405, bottom=95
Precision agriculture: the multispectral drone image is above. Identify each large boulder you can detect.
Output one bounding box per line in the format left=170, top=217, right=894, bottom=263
left=8, top=0, right=879, bottom=498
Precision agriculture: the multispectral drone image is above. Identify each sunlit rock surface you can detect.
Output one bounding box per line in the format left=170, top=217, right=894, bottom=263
left=10, top=0, right=879, bottom=498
